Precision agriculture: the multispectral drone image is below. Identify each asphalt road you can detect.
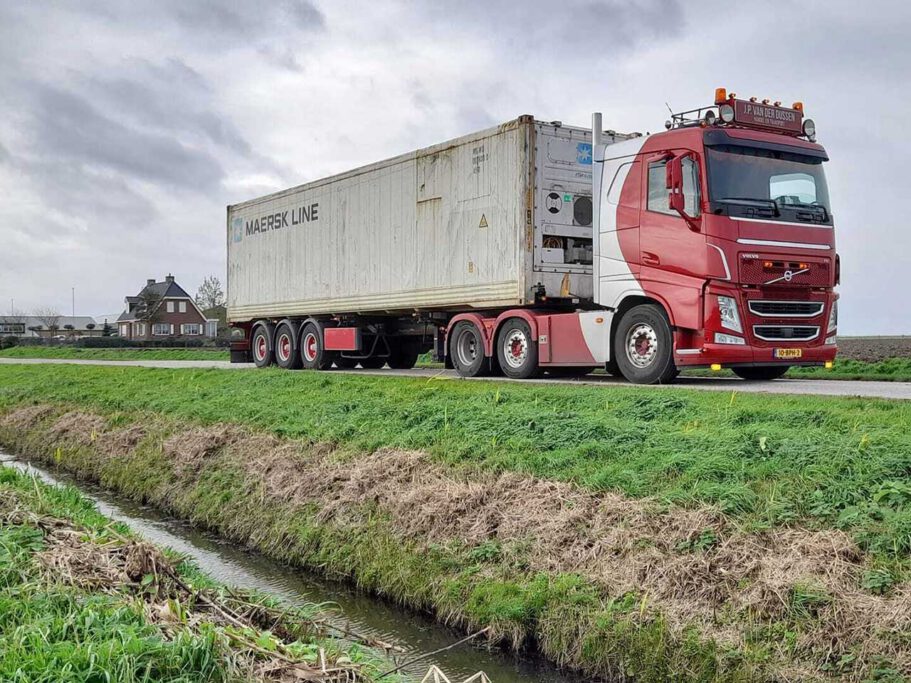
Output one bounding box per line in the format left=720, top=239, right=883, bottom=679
left=1, top=357, right=909, bottom=400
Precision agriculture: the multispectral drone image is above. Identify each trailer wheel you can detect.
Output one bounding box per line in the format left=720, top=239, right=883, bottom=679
left=251, top=325, right=273, bottom=368
left=733, top=366, right=790, bottom=381
left=450, top=321, right=488, bottom=377
left=614, top=304, right=678, bottom=384
left=274, top=322, right=301, bottom=370
left=497, top=318, right=540, bottom=380
left=299, top=322, right=333, bottom=370
left=387, top=340, right=420, bottom=369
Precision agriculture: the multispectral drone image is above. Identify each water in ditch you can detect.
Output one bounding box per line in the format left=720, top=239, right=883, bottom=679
left=0, top=452, right=586, bottom=683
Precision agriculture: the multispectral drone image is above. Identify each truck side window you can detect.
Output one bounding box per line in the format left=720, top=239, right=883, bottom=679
left=647, top=157, right=700, bottom=217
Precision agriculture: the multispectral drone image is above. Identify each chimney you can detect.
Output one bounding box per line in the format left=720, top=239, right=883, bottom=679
left=165, top=274, right=175, bottom=283
left=147, top=278, right=155, bottom=286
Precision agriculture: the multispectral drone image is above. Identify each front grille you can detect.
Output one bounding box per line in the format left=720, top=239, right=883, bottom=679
left=740, top=258, right=831, bottom=286
left=748, top=300, right=824, bottom=317
left=753, top=325, right=819, bottom=342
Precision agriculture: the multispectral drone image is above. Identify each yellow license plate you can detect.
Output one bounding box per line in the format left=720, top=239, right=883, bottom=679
left=774, top=348, right=803, bottom=359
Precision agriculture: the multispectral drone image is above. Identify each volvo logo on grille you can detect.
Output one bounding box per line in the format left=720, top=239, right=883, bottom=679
left=783, top=270, right=793, bottom=282
left=765, top=267, right=809, bottom=286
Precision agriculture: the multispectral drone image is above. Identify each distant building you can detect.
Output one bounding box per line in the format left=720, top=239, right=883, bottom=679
left=116, top=274, right=217, bottom=340
left=0, top=316, right=102, bottom=338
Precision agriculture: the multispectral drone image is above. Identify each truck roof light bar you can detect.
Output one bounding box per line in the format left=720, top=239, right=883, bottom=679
left=667, top=88, right=815, bottom=140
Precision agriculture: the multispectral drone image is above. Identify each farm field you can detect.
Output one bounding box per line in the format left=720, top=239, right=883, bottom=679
left=0, top=465, right=391, bottom=682
left=0, top=363, right=909, bottom=680
left=0, top=346, right=229, bottom=362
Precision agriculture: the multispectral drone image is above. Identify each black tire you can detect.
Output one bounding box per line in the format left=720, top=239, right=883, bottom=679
left=450, top=321, right=488, bottom=377
left=614, top=304, right=678, bottom=384
left=733, top=366, right=790, bottom=381
left=273, top=322, right=301, bottom=370
left=359, top=356, right=386, bottom=369
left=496, top=318, right=540, bottom=380
left=251, top=325, right=273, bottom=368
left=604, top=356, right=621, bottom=377
left=546, top=366, right=596, bottom=378
left=299, top=322, right=333, bottom=370
left=334, top=356, right=358, bottom=369
left=387, top=340, right=420, bottom=369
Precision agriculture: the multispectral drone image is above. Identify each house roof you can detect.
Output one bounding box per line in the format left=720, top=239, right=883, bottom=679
left=118, top=276, right=197, bottom=322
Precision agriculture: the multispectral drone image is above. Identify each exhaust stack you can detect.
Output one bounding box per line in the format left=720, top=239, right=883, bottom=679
left=592, top=112, right=603, bottom=148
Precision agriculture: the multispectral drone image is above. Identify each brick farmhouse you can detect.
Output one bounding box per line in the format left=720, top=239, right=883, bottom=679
left=117, top=275, right=217, bottom=340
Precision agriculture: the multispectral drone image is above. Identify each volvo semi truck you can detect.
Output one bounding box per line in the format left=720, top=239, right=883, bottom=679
left=227, top=88, right=838, bottom=384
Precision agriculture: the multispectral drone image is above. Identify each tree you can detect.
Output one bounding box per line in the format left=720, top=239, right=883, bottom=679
left=86, top=323, right=96, bottom=331
left=195, top=275, right=225, bottom=310
left=135, top=290, right=164, bottom=331
left=102, top=322, right=113, bottom=337
left=34, top=307, right=61, bottom=335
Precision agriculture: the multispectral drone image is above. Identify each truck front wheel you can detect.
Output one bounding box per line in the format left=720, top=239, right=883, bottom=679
left=450, top=321, right=488, bottom=377
left=733, top=366, right=790, bottom=381
left=251, top=325, right=273, bottom=368
left=299, top=322, right=334, bottom=370
left=497, top=318, right=540, bottom=380
left=614, top=304, right=678, bottom=384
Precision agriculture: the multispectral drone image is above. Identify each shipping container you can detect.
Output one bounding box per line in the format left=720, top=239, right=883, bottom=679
left=227, top=116, right=631, bottom=323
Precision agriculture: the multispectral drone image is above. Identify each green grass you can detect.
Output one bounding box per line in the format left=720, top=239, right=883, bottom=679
left=682, top=357, right=911, bottom=383
left=0, top=364, right=910, bottom=560
left=0, top=466, right=392, bottom=683
left=0, top=346, right=228, bottom=361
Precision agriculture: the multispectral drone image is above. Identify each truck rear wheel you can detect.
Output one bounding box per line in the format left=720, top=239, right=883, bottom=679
left=497, top=318, right=540, bottom=380
left=614, top=304, right=678, bottom=384
left=733, top=366, right=790, bottom=381
left=450, top=321, right=488, bottom=377
left=299, top=322, right=333, bottom=370
left=251, top=325, right=273, bottom=368
left=274, top=322, right=301, bottom=370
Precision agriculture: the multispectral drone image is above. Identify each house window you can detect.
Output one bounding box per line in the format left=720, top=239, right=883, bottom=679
left=120, top=324, right=128, bottom=336
left=166, top=301, right=175, bottom=313
left=181, top=323, right=201, bottom=335
left=138, top=323, right=146, bottom=337
left=179, top=301, right=187, bottom=313
left=152, top=323, right=171, bottom=336
left=0, top=323, right=25, bottom=334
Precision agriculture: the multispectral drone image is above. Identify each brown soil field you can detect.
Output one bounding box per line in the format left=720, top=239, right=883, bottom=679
left=837, top=336, right=911, bottom=362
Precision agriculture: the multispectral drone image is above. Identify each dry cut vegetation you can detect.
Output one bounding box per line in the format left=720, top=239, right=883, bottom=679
left=2, top=404, right=909, bottom=681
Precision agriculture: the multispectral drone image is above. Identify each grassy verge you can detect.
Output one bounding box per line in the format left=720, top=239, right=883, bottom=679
left=0, top=465, right=393, bottom=682
left=0, top=346, right=228, bottom=361
left=0, top=364, right=909, bottom=559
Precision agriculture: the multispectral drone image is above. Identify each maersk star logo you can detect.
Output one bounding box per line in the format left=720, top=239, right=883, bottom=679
left=576, top=143, right=593, bottom=165
left=232, top=217, right=244, bottom=243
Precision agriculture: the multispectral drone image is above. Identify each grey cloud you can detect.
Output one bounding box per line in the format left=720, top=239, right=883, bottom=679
left=28, top=84, right=225, bottom=190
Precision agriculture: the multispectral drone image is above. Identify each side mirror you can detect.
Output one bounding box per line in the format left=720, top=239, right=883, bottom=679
left=665, top=153, right=700, bottom=231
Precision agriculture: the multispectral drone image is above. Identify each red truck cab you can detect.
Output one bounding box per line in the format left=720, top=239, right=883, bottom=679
left=581, top=89, right=838, bottom=382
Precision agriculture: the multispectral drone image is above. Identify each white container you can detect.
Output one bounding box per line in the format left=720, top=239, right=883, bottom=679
left=227, top=117, right=629, bottom=323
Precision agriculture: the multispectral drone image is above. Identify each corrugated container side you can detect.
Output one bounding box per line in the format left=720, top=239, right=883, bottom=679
left=227, top=119, right=534, bottom=322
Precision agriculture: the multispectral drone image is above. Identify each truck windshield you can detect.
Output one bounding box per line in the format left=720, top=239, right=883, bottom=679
left=705, top=145, right=831, bottom=223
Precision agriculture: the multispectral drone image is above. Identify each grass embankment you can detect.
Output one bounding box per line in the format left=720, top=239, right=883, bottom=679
left=0, top=365, right=910, bottom=680
left=0, top=346, right=228, bottom=361
left=0, top=465, right=392, bottom=682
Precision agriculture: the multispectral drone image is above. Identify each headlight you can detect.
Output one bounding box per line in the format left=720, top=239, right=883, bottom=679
left=718, top=296, right=742, bottom=333
left=715, top=333, right=746, bottom=345
left=827, top=301, right=838, bottom=333
left=719, top=104, right=734, bottom=123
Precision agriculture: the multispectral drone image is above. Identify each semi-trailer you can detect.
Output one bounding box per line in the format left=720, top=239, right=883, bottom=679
left=227, top=88, right=838, bottom=384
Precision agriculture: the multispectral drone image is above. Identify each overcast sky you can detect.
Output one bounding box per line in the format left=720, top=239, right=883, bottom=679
left=1, top=1, right=908, bottom=333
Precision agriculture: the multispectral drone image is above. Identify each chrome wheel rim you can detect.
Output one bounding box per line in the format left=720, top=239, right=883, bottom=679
left=455, top=329, right=479, bottom=368
left=503, top=328, right=528, bottom=369
left=626, top=323, right=658, bottom=369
